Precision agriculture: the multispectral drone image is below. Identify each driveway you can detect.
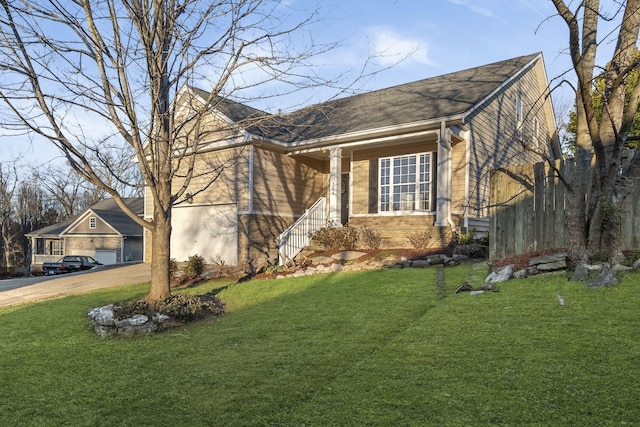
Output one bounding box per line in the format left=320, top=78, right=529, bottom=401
left=0, top=263, right=151, bottom=308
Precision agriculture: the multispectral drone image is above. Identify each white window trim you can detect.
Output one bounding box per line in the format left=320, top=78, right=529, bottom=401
left=51, top=240, right=63, bottom=256
left=89, top=216, right=97, bottom=229
left=378, top=152, right=434, bottom=213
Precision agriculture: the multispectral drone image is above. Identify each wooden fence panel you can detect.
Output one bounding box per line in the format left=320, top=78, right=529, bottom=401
left=489, top=158, right=640, bottom=261
left=533, top=162, right=545, bottom=253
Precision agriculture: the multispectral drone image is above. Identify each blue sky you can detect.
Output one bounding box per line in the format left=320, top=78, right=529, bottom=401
left=309, top=0, right=577, bottom=109
left=0, top=0, right=621, bottom=166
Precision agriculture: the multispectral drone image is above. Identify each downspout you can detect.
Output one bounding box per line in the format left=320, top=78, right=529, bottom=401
left=435, top=121, right=456, bottom=229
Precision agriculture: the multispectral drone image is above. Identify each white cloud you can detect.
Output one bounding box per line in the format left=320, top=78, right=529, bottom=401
left=367, top=26, right=432, bottom=67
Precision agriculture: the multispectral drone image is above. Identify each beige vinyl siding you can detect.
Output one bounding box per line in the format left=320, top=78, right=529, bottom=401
left=252, top=148, right=327, bottom=216
left=465, top=61, right=551, bottom=218
left=65, top=215, right=116, bottom=235
left=238, top=213, right=296, bottom=268
left=66, top=237, right=121, bottom=253
left=173, top=91, right=237, bottom=149
left=451, top=140, right=467, bottom=214
left=173, top=147, right=250, bottom=209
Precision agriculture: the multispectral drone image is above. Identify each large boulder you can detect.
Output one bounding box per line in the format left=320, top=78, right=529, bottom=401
left=485, top=264, right=514, bottom=283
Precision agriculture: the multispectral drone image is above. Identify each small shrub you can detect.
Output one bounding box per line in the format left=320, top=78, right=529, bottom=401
left=359, top=227, right=381, bottom=249
left=408, top=230, right=434, bottom=249
left=183, top=254, right=206, bottom=280
left=456, top=229, right=477, bottom=245
left=160, top=293, right=224, bottom=323
left=454, top=244, right=489, bottom=259
left=113, top=293, right=225, bottom=324
left=262, top=260, right=288, bottom=274
left=311, top=225, right=359, bottom=251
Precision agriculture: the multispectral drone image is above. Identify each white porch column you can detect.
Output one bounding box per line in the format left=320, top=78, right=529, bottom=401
left=435, top=122, right=453, bottom=227
left=328, top=146, right=342, bottom=226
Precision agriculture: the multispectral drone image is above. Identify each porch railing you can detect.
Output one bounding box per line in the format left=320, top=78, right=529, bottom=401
left=278, top=197, right=326, bottom=265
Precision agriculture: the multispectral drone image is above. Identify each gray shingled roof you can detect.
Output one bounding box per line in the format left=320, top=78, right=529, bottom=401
left=92, top=198, right=144, bottom=236
left=26, top=198, right=143, bottom=238
left=196, top=53, right=540, bottom=144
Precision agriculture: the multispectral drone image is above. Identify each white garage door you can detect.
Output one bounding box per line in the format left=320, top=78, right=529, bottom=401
left=73, top=249, right=118, bottom=265
left=171, top=204, right=238, bottom=265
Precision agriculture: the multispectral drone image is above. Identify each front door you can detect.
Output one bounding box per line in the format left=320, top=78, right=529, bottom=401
left=341, top=173, right=349, bottom=225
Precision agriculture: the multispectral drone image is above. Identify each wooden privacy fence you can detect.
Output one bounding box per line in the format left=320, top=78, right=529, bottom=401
left=489, top=159, right=640, bottom=261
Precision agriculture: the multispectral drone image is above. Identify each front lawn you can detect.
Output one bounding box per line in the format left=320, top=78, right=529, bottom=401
left=1, top=266, right=639, bottom=425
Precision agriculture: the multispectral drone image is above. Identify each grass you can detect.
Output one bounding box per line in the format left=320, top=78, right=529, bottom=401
left=1, top=265, right=639, bottom=425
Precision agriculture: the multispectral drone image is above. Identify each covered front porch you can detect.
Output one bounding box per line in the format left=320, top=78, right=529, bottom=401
left=277, top=121, right=468, bottom=263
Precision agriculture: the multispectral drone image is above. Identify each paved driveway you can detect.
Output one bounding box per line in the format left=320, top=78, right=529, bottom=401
left=0, top=263, right=151, bottom=308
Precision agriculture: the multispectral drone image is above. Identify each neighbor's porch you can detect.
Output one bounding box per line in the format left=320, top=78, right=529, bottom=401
left=29, top=236, right=66, bottom=266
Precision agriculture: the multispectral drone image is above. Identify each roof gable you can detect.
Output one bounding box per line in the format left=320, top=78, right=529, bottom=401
left=26, top=197, right=143, bottom=238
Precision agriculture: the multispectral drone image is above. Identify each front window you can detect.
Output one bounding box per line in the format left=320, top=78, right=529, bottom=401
left=89, top=216, right=96, bottom=229
left=51, top=240, right=63, bottom=256
left=379, top=153, right=433, bottom=212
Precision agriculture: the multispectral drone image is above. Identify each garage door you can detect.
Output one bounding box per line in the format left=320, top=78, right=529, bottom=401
left=171, top=204, right=238, bottom=265
left=73, top=249, right=118, bottom=265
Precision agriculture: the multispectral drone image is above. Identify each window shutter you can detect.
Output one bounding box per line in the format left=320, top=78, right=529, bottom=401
left=368, top=159, right=378, bottom=213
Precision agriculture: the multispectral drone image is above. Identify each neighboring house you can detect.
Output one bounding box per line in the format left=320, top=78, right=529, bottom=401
left=148, top=53, right=561, bottom=269
left=27, top=198, right=144, bottom=270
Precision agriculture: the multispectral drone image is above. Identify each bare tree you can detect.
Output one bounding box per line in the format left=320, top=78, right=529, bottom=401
left=552, top=0, right=640, bottom=263
left=0, top=162, right=20, bottom=268
left=0, top=0, right=353, bottom=300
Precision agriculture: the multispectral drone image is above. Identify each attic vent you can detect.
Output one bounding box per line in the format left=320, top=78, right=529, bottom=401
left=89, top=217, right=96, bottom=229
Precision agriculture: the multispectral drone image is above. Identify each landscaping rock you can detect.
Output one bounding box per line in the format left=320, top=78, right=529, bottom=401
left=88, top=304, right=116, bottom=326
left=536, top=260, right=567, bottom=271
left=331, top=251, right=367, bottom=261
left=513, top=269, right=529, bottom=279
left=570, top=264, right=591, bottom=282
left=425, top=255, right=446, bottom=265
left=310, top=256, right=333, bottom=265
left=88, top=306, right=182, bottom=337
left=485, top=264, right=514, bottom=283
left=529, top=252, right=568, bottom=266
left=584, top=267, right=619, bottom=288
left=634, top=258, right=640, bottom=270
left=612, top=263, right=632, bottom=272
left=411, top=260, right=431, bottom=268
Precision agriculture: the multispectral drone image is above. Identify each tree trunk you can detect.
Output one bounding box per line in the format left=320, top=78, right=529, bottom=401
left=147, top=208, right=172, bottom=302
left=566, top=91, right=592, bottom=263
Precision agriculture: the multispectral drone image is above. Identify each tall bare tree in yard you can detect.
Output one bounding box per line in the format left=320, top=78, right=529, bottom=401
left=552, top=0, right=640, bottom=263
left=0, top=162, right=20, bottom=268
left=0, top=0, right=343, bottom=300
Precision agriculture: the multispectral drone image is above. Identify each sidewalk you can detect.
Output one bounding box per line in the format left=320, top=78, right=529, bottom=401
left=0, top=263, right=151, bottom=308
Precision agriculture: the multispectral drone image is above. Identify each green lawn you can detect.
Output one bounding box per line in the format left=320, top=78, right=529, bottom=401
left=1, top=265, right=639, bottom=426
